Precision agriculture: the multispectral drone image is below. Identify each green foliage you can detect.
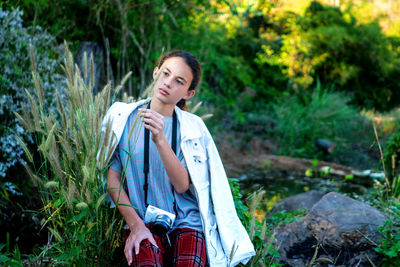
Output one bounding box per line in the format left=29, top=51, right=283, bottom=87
left=3, top=0, right=103, bottom=44
left=381, top=112, right=400, bottom=197
left=4, top=0, right=400, bottom=119
left=4, top=0, right=214, bottom=98
left=0, top=7, right=64, bottom=179
left=272, top=82, right=359, bottom=158
left=15, top=44, right=127, bottom=264
left=256, top=0, right=400, bottom=110
left=375, top=201, right=400, bottom=266
left=230, top=178, right=250, bottom=225
left=229, top=178, right=306, bottom=266
left=0, top=243, right=24, bottom=267
left=265, top=209, right=307, bottom=229
left=230, top=178, right=278, bottom=266
left=384, top=132, right=400, bottom=176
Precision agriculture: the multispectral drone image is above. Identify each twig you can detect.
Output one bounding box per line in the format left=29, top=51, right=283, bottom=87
left=307, top=242, right=320, bottom=267
left=354, top=257, right=362, bottom=267
left=372, top=123, right=390, bottom=199
left=365, top=253, right=376, bottom=267
left=356, top=229, right=378, bottom=246
left=334, top=249, right=341, bottom=265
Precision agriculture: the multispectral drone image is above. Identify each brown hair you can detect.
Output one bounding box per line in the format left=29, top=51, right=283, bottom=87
left=156, top=50, right=201, bottom=111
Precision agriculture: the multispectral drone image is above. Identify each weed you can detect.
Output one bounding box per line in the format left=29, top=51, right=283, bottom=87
left=375, top=202, right=400, bottom=266
left=14, top=42, right=131, bottom=264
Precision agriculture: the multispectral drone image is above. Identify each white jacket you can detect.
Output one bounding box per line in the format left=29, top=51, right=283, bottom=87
left=100, top=98, right=255, bottom=266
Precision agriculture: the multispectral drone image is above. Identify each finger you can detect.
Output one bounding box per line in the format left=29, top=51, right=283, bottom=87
left=139, top=109, right=148, bottom=117
left=142, top=112, right=163, bottom=124
left=149, top=235, right=158, bottom=248
left=143, top=122, right=164, bottom=137
left=134, top=238, right=142, bottom=255
left=142, top=117, right=162, bottom=129
left=152, top=110, right=164, bottom=120
left=141, top=112, right=162, bottom=124
left=143, top=122, right=158, bottom=132
left=141, top=109, right=164, bottom=121
left=139, top=108, right=154, bottom=116
left=138, top=108, right=147, bottom=117
left=125, top=239, right=134, bottom=266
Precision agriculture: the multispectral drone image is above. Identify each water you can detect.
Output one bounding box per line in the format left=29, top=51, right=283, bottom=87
left=237, top=169, right=371, bottom=209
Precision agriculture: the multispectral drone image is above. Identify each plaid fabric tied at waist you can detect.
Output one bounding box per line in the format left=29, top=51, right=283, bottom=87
left=121, top=223, right=207, bottom=267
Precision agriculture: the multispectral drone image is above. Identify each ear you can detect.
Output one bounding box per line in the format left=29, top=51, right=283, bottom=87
left=183, top=90, right=196, bottom=100
left=152, top=66, right=159, bottom=79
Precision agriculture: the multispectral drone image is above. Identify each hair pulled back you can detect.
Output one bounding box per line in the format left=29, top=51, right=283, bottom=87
left=156, top=50, right=201, bottom=110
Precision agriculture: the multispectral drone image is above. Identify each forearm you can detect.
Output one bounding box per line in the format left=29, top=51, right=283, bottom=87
left=155, top=136, right=189, bottom=193
left=108, top=168, right=144, bottom=230
left=140, top=108, right=190, bottom=193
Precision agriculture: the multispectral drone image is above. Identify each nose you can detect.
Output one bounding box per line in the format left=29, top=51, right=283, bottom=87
left=164, top=76, right=173, bottom=88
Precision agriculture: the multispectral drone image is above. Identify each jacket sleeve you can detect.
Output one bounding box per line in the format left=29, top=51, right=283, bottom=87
left=204, top=128, right=255, bottom=266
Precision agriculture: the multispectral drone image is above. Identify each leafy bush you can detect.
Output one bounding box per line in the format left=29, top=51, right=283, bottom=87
left=230, top=178, right=306, bottom=266
left=272, top=82, right=360, bottom=158
left=384, top=131, right=400, bottom=174
left=256, top=1, right=400, bottom=110
left=382, top=130, right=400, bottom=197
left=229, top=179, right=279, bottom=266
left=0, top=7, right=65, bottom=179
left=375, top=201, right=400, bottom=266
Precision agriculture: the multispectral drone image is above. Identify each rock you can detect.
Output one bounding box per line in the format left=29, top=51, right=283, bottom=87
left=315, top=138, right=336, bottom=154
left=75, top=42, right=104, bottom=95
left=273, top=192, right=386, bottom=267
left=270, top=190, right=326, bottom=213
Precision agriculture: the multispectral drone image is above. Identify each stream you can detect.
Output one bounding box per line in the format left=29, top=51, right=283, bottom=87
left=237, top=169, right=373, bottom=209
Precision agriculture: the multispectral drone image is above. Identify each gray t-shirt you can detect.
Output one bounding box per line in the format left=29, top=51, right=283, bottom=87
left=109, top=105, right=202, bottom=231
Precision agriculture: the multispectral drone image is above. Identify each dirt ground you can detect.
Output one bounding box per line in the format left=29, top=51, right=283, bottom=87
left=215, top=136, right=357, bottom=178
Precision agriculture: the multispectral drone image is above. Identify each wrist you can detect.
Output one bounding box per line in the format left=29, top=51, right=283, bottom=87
left=153, top=134, right=167, bottom=146
left=128, top=217, right=144, bottom=231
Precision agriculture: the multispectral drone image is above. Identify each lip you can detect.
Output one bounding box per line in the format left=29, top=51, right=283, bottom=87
left=159, top=88, right=169, bottom=96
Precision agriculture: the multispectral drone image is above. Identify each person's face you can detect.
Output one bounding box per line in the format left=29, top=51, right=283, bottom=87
left=152, top=57, right=195, bottom=105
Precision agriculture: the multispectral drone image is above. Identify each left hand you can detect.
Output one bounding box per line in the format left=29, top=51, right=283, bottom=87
left=139, top=108, right=166, bottom=145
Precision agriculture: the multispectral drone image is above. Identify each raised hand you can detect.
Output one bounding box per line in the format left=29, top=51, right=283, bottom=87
left=139, top=108, right=167, bottom=145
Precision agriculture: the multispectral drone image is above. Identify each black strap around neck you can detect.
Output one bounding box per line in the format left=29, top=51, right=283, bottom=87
left=143, top=102, right=178, bottom=216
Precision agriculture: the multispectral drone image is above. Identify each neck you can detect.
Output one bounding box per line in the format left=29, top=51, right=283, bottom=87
left=150, top=98, right=175, bottom=117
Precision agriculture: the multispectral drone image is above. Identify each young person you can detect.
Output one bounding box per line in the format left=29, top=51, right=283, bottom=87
left=101, top=51, right=254, bottom=266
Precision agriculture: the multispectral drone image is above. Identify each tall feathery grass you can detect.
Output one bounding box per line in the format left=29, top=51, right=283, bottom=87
left=247, top=190, right=280, bottom=267
left=15, top=42, right=131, bottom=265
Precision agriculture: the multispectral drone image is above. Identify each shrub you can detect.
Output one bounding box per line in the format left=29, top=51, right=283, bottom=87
left=272, top=82, right=361, bottom=158
left=256, top=1, right=400, bottom=110
left=375, top=201, right=400, bottom=266
left=229, top=178, right=305, bottom=266
left=0, top=7, right=65, bottom=179
left=384, top=131, right=400, bottom=174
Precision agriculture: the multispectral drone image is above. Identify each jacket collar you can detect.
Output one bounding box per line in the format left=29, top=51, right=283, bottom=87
left=174, top=104, right=201, bottom=142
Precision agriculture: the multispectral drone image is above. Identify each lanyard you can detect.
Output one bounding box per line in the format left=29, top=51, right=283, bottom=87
left=143, top=102, right=178, bottom=215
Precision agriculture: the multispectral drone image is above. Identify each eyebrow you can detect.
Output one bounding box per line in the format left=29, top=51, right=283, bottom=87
left=165, top=67, right=187, bottom=84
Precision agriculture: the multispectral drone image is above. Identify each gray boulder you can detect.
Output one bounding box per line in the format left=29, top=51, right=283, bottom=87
left=273, top=192, right=386, bottom=267
left=270, top=190, right=325, bottom=213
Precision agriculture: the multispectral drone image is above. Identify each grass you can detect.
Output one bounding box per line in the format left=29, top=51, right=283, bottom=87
left=14, top=42, right=132, bottom=264
left=229, top=178, right=307, bottom=266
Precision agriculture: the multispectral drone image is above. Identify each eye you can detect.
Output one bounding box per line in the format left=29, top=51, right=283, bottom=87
left=176, top=79, right=184, bottom=85
left=163, top=71, right=169, bottom=76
